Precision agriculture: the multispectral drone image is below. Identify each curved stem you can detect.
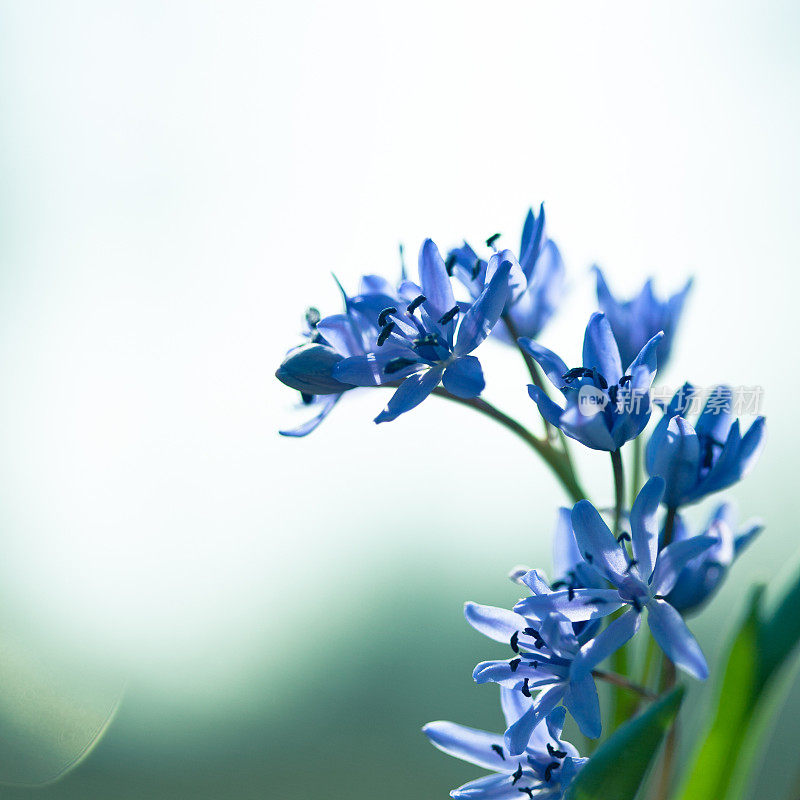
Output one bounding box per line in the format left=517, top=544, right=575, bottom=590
left=592, top=669, right=657, bottom=700
left=430, top=387, right=586, bottom=502
left=501, top=312, right=555, bottom=440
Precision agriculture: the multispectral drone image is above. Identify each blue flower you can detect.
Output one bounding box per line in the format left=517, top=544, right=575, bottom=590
left=333, top=239, right=512, bottom=423
left=464, top=597, right=604, bottom=750
left=514, top=478, right=715, bottom=681
left=448, top=204, right=566, bottom=340
left=664, top=504, right=763, bottom=613
left=424, top=696, right=586, bottom=799
left=519, top=313, right=663, bottom=451
left=594, top=267, right=692, bottom=371
left=646, top=384, right=767, bottom=508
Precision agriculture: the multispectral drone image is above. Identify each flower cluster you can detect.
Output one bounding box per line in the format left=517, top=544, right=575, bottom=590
left=275, top=203, right=766, bottom=799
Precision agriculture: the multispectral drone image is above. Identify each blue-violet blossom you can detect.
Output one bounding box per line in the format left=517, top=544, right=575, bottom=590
left=646, top=384, right=766, bottom=508
left=519, top=312, right=663, bottom=451
left=424, top=696, right=585, bottom=799
left=594, top=267, right=692, bottom=371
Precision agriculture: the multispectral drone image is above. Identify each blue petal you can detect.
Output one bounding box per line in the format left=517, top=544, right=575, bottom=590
left=559, top=405, right=617, bottom=451
left=374, top=366, right=443, bottom=423
left=334, top=350, right=419, bottom=387
left=485, top=248, right=526, bottom=303
left=422, top=721, right=511, bottom=773
left=275, top=343, right=352, bottom=395
left=443, top=356, right=485, bottom=398
left=570, top=501, right=629, bottom=585
left=695, top=386, right=733, bottom=442
left=629, top=477, right=665, bottom=580
left=514, top=589, right=624, bottom=622
left=315, top=313, right=366, bottom=357
left=451, top=773, right=530, bottom=800
left=455, top=258, right=512, bottom=355
left=464, top=602, right=528, bottom=645
left=517, top=339, right=569, bottom=388
left=500, top=687, right=530, bottom=728
left=651, top=536, right=717, bottom=596
left=582, top=312, right=622, bottom=385
left=562, top=671, right=601, bottom=739
left=418, top=238, right=455, bottom=319
left=572, top=610, right=641, bottom=677
left=647, top=599, right=708, bottom=679
left=625, top=330, right=664, bottom=384
left=552, top=508, right=582, bottom=579
left=519, top=204, right=545, bottom=281
left=647, top=415, right=700, bottom=507
left=279, top=394, right=339, bottom=437
left=504, top=684, right=564, bottom=756
left=359, top=274, right=396, bottom=297
left=527, top=386, right=565, bottom=428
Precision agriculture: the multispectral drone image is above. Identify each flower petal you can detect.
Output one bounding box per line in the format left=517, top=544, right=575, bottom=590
left=451, top=772, right=532, bottom=800
left=625, top=330, right=664, bottom=385
left=418, top=238, right=455, bottom=319
left=374, top=366, right=443, bottom=423
left=629, top=477, right=665, bottom=580
left=443, top=356, right=485, bottom=398
left=552, top=508, right=582, bottom=580
left=504, top=684, right=565, bottom=756
left=500, top=687, right=530, bottom=728
left=647, top=599, right=708, bottom=679
left=570, top=501, right=629, bottom=585
left=334, top=350, right=419, bottom=387
left=279, top=394, right=339, bottom=437
left=562, top=671, right=601, bottom=739
left=647, top=415, right=700, bottom=507
left=513, top=589, right=624, bottom=622
left=559, top=405, right=617, bottom=451
left=455, top=258, right=512, bottom=355
left=464, top=602, right=529, bottom=645
left=651, top=536, right=717, bottom=597
left=422, top=721, right=512, bottom=772
left=517, top=339, right=569, bottom=389
left=582, top=312, right=623, bottom=386
left=275, top=343, right=352, bottom=395
left=572, top=609, right=641, bottom=677
left=527, top=385, right=565, bottom=428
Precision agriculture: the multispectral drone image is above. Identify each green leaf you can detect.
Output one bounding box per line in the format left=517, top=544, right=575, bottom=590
left=563, top=687, right=684, bottom=800
left=0, top=629, right=124, bottom=786
left=677, top=558, right=800, bottom=800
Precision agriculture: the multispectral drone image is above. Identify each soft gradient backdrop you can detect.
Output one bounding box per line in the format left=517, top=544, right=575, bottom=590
left=0, top=1, right=797, bottom=797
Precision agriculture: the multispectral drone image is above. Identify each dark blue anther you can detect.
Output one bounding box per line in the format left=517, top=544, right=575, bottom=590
left=407, top=294, right=426, bottom=314
left=378, top=307, right=398, bottom=327
left=509, top=658, right=521, bottom=673
left=518, top=788, right=535, bottom=798
left=471, top=260, right=482, bottom=280
left=617, top=532, right=631, bottom=542
left=305, top=307, right=321, bottom=328
left=301, top=392, right=314, bottom=405
left=544, top=761, right=560, bottom=782
left=521, top=678, right=531, bottom=698
left=547, top=743, right=567, bottom=759
left=438, top=305, right=460, bottom=325
left=491, top=744, right=505, bottom=760
left=445, top=254, right=457, bottom=276
left=510, top=631, right=520, bottom=653
left=512, top=763, right=524, bottom=784
left=584, top=551, right=594, bottom=564
left=377, top=322, right=395, bottom=346
left=568, top=585, right=575, bottom=602
left=384, top=357, right=419, bottom=375
left=485, top=232, right=501, bottom=247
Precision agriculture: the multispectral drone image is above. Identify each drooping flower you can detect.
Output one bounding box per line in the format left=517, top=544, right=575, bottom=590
left=514, top=478, right=715, bottom=681
left=664, top=504, right=763, bottom=613
left=423, top=695, right=586, bottom=799
left=646, top=384, right=766, bottom=508
left=448, top=204, right=566, bottom=341
left=333, top=239, right=512, bottom=423
left=275, top=277, right=405, bottom=435
left=593, top=267, right=692, bottom=371
left=519, top=313, right=663, bottom=451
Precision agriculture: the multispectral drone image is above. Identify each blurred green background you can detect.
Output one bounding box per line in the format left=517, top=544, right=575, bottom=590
left=0, top=1, right=798, bottom=798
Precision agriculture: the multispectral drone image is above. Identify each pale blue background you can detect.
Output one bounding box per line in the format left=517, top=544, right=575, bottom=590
left=0, top=1, right=797, bottom=797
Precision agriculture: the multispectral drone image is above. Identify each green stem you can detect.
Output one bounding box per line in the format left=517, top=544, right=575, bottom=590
left=651, top=506, right=679, bottom=800
left=610, top=449, right=625, bottom=537
left=629, top=436, right=643, bottom=507
left=430, top=388, right=586, bottom=502
left=502, top=312, right=555, bottom=440
left=592, top=669, right=657, bottom=700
